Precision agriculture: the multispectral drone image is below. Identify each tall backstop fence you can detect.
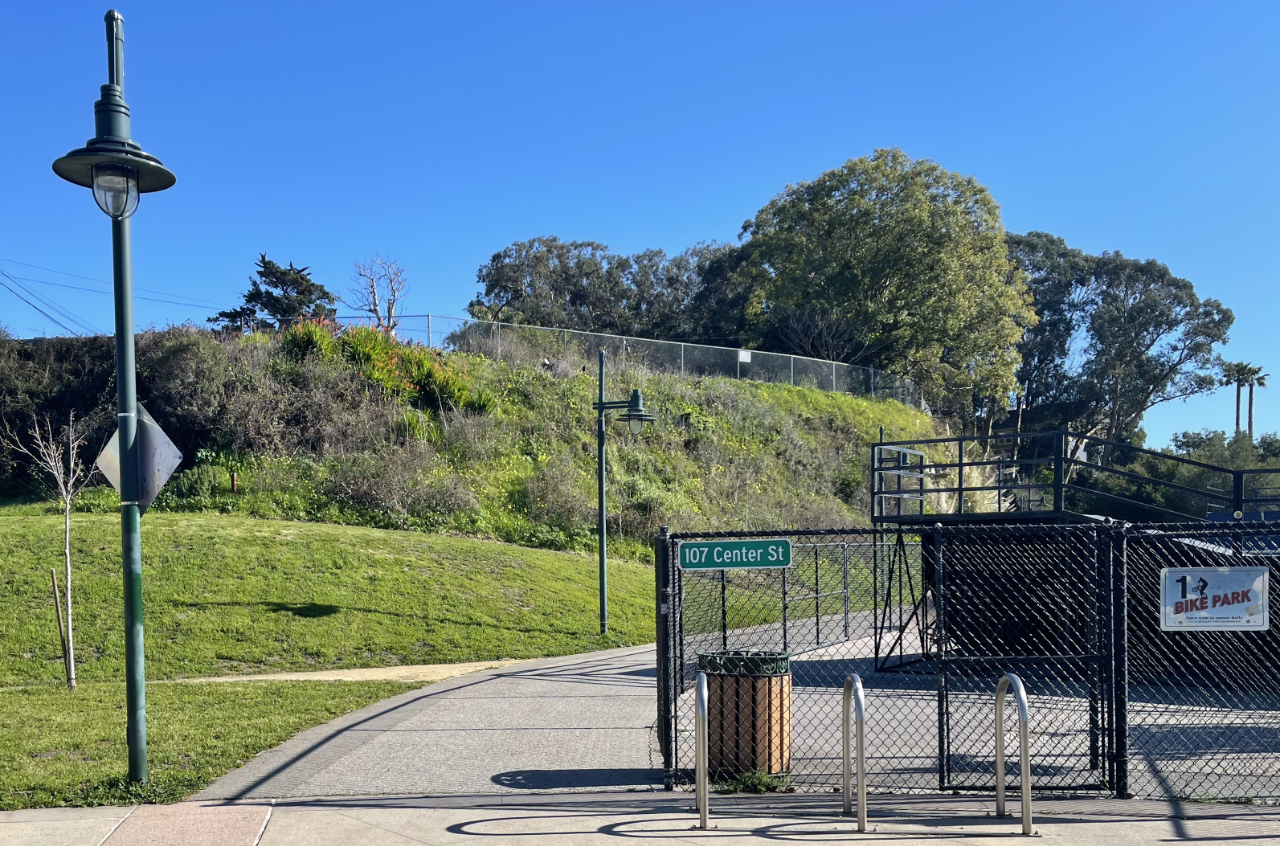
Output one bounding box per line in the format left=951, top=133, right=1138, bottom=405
left=335, top=313, right=929, bottom=412
left=656, top=522, right=1279, bottom=802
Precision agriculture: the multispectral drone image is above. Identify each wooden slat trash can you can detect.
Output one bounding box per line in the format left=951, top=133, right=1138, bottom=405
left=697, top=650, right=791, bottom=776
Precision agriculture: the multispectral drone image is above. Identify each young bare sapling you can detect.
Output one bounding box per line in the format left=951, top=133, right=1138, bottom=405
left=1, top=412, right=99, bottom=689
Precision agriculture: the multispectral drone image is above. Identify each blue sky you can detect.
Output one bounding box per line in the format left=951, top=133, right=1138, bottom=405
left=4, top=1, right=1277, bottom=446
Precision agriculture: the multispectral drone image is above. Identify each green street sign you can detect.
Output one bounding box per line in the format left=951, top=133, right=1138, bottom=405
left=678, top=539, right=792, bottom=570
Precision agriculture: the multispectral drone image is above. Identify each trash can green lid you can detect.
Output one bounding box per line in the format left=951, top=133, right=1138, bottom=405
left=697, top=650, right=790, bottom=676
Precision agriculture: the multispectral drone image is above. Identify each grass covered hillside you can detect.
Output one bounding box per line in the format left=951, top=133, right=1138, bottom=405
left=0, top=512, right=654, bottom=686
left=2, top=324, right=934, bottom=556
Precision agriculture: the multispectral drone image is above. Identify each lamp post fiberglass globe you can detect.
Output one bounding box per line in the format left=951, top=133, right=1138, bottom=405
left=594, top=350, right=656, bottom=635
left=52, top=10, right=175, bottom=784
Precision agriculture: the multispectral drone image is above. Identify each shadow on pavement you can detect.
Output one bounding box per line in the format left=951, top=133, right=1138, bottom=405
left=491, top=768, right=664, bottom=790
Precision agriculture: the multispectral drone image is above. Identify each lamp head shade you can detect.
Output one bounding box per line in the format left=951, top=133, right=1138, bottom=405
left=51, top=10, right=174, bottom=215
left=619, top=389, right=657, bottom=435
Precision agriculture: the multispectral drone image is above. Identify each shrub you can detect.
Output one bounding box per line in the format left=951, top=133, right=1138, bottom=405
left=280, top=321, right=338, bottom=361
left=411, top=474, right=479, bottom=521
left=520, top=455, right=594, bottom=534
left=168, top=465, right=229, bottom=499
left=393, top=410, right=438, bottom=444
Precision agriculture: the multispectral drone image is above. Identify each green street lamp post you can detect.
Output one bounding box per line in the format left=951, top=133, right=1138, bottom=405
left=53, top=10, right=175, bottom=783
left=594, top=350, right=655, bottom=635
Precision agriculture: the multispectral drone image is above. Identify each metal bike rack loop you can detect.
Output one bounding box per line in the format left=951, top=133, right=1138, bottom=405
left=995, top=673, right=1034, bottom=835
left=842, top=674, right=868, bottom=831
left=695, top=671, right=709, bottom=830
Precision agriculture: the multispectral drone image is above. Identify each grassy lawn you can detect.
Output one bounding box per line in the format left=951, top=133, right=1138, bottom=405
left=0, top=510, right=654, bottom=808
left=0, top=511, right=654, bottom=685
left=0, top=680, right=417, bottom=811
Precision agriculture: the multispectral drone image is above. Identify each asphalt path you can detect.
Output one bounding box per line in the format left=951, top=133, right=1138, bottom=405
left=196, top=645, right=663, bottom=801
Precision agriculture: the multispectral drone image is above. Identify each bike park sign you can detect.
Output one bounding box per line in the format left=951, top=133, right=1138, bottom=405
left=1160, top=566, right=1270, bottom=631
left=678, top=538, right=792, bottom=570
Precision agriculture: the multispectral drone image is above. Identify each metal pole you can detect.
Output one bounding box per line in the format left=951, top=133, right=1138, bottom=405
left=720, top=570, right=728, bottom=650
left=815, top=547, right=821, bottom=646
left=1111, top=530, right=1130, bottom=798
left=843, top=674, right=868, bottom=830
left=598, top=350, right=608, bottom=635
left=781, top=568, right=789, bottom=652
left=842, top=543, right=850, bottom=640
left=112, top=214, right=147, bottom=782
left=426, top=313, right=432, bottom=347
left=995, top=673, right=1034, bottom=835
left=680, top=343, right=685, bottom=376
left=1054, top=432, right=1065, bottom=513
left=655, top=526, right=673, bottom=787
left=695, top=672, right=709, bottom=829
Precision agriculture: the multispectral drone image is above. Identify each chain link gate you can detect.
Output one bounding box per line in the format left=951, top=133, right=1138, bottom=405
left=656, top=522, right=1280, bottom=802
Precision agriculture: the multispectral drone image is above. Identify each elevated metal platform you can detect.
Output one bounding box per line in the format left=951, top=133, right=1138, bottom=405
left=872, top=430, right=1280, bottom=526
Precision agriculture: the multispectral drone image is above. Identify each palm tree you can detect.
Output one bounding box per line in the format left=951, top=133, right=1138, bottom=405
left=1246, top=367, right=1268, bottom=438
left=1220, top=362, right=1251, bottom=434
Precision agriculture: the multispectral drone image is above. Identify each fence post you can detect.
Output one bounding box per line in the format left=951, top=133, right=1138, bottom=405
left=1054, top=433, right=1065, bottom=513
left=720, top=569, right=728, bottom=651
left=680, top=343, right=685, bottom=376
left=831, top=360, right=836, bottom=391
left=655, top=526, right=674, bottom=787
left=781, top=568, right=789, bottom=652
left=814, top=547, right=821, bottom=646
left=957, top=438, right=966, bottom=515
left=790, top=356, right=794, bottom=386
left=427, top=313, right=432, bottom=347
left=1110, top=528, right=1130, bottom=798
left=497, top=322, right=502, bottom=361
left=842, top=543, right=850, bottom=640
left=1233, top=471, right=1245, bottom=518
left=934, top=528, right=949, bottom=791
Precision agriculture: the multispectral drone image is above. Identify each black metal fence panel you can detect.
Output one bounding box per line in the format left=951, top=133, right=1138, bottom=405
left=659, top=522, right=1280, bottom=803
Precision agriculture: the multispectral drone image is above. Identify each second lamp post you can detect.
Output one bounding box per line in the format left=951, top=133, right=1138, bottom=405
left=594, top=350, right=655, bottom=635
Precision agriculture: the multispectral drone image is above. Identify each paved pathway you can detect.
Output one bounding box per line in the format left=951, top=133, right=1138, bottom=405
left=5, top=791, right=1279, bottom=845
left=195, top=644, right=662, bottom=800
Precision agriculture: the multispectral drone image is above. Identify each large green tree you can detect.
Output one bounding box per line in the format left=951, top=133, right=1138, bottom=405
left=1009, top=235, right=1233, bottom=454
left=210, top=255, right=337, bottom=332
left=710, top=148, right=1034, bottom=421
left=467, top=237, right=727, bottom=339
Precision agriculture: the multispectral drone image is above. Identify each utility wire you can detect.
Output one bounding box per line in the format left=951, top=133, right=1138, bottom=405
left=10, top=273, right=234, bottom=312
left=0, top=268, right=98, bottom=334
left=0, top=255, right=234, bottom=310
left=0, top=271, right=79, bottom=335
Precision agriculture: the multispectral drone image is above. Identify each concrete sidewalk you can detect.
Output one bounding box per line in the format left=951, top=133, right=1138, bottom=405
left=196, top=644, right=662, bottom=800
left=4, top=792, right=1278, bottom=845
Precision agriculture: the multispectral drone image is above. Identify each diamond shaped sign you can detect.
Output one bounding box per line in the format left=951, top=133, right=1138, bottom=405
left=95, top=403, right=183, bottom=516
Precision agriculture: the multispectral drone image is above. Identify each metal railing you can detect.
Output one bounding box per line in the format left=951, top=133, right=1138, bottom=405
left=335, top=313, right=930, bottom=412
left=995, top=673, right=1034, bottom=836
left=873, top=429, right=1280, bottom=524
left=842, top=674, right=868, bottom=830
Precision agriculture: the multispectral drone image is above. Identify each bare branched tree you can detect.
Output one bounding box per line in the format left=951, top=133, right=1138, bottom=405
left=1, top=413, right=100, bottom=689
left=346, top=255, right=408, bottom=337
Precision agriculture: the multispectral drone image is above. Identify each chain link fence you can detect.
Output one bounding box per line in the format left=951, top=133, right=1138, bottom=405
left=657, top=522, right=1279, bottom=803
left=337, top=313, right=929, bottom=412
